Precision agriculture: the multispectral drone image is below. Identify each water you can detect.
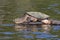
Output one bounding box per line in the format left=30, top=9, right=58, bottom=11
left=0, top=24, right=60, bottom=40
left=15, top=25, right=60, bottom=40
left=0, top=0, right=60, bottom=40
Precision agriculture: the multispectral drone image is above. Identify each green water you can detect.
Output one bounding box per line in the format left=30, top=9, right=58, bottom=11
left=0, top=0, right=60, bottom=20
left=0, top=0, right=60, bottom=40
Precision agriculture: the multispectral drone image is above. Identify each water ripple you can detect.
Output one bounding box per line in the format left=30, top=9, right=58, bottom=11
left=0, top=36, right=13, bottom=39
left=0, top=24, right=14, bottom=26
left=32, top=32, right=43, bottom=35
left=0, top=28, right=4, bottom=30
left=36, top=34, right=57, bottom=38
left=49, top=3, right=59, bottom=7
left=53, top=25, right=60, bottom=31
left=23, top=35, right=33, bottom=39
left=0, top=32, right=15, bottom=35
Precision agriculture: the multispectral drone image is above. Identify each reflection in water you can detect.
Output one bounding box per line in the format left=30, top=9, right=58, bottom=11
left=15, top=24, right=51, bottom=33
left=15, top=24, right=58, bottom=40
left=0, top=24, right=60, bottom=40
left=41, top=24, right=51, bottom=33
